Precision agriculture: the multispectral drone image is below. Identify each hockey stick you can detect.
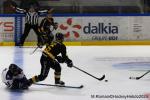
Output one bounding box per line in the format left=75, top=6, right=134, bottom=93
left=129, top=70, right=150, bottom=80
left=73, top=66, right=105, bottom=81
left=30, top=46, right=39, bottom=55
left=34, top=83, right=83, bottom=89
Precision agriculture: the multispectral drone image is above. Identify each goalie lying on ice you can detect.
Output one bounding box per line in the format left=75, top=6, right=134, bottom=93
left=1, top=64, right=29, bottom=90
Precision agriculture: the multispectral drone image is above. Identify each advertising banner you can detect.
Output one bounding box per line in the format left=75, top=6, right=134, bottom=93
left=1, top=15, right=150, bottom=43
left=0, top=17, right=15, bottom=42
left=55, top=16, right=150, bottom=41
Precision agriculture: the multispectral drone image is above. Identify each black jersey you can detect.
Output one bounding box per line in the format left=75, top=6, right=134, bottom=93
left=39, top=17, right=55, bottom=33
left=43, top=41, right=69, bottom=61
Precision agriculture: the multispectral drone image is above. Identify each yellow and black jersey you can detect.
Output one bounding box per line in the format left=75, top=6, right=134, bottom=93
left=43, top=41, right=69, bottom=61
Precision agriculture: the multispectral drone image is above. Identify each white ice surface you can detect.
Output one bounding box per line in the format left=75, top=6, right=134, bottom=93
left=0, top=46, right=150, bottom=100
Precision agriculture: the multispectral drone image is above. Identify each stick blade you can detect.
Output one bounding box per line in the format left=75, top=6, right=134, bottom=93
left=129, top=77, right=139, bottom=80
left=135, top=77, right=141, bottom=80
left=98, top=75, right=105, bottom=81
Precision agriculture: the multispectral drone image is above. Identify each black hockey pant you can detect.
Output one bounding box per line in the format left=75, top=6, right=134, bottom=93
left=30, top=55, right=61, bottom=83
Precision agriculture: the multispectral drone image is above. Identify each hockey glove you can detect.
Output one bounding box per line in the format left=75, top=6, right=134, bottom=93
left=66, top=59, right=73, bottom=68
left=56, top=56, right=65, bottom=63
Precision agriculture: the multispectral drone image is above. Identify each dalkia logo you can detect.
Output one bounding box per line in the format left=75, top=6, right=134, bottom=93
left=59, top=18, right=81, bottom=38
left=83, top=23, right=118, bottom=34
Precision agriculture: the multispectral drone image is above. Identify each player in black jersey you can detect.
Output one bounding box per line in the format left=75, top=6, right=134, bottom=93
left=28, top=32, right=73, bottom=86
left=38, top=13, right=58, bottom=47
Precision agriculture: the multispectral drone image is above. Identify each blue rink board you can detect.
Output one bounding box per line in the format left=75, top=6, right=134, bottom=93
left=1, top=13, right=150, bottom=17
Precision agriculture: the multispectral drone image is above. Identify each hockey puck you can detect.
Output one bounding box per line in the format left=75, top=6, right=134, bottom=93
left=129, top=77, right=131, bottom=79
left=80, top=85, right=84, bottom=88
left=105, top=80, right=108, bottom=82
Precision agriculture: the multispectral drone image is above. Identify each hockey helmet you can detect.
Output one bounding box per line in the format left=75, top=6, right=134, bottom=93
left=9, top=64, right=19, bottom=73
left=55, top=32, right=64, bottom=41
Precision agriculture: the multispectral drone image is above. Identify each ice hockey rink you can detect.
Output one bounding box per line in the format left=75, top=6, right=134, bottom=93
left=0, top=46, right=150, bottom=100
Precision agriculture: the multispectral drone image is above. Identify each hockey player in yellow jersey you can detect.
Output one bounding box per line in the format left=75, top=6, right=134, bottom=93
left=28, top=32, right=73, bottom=86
